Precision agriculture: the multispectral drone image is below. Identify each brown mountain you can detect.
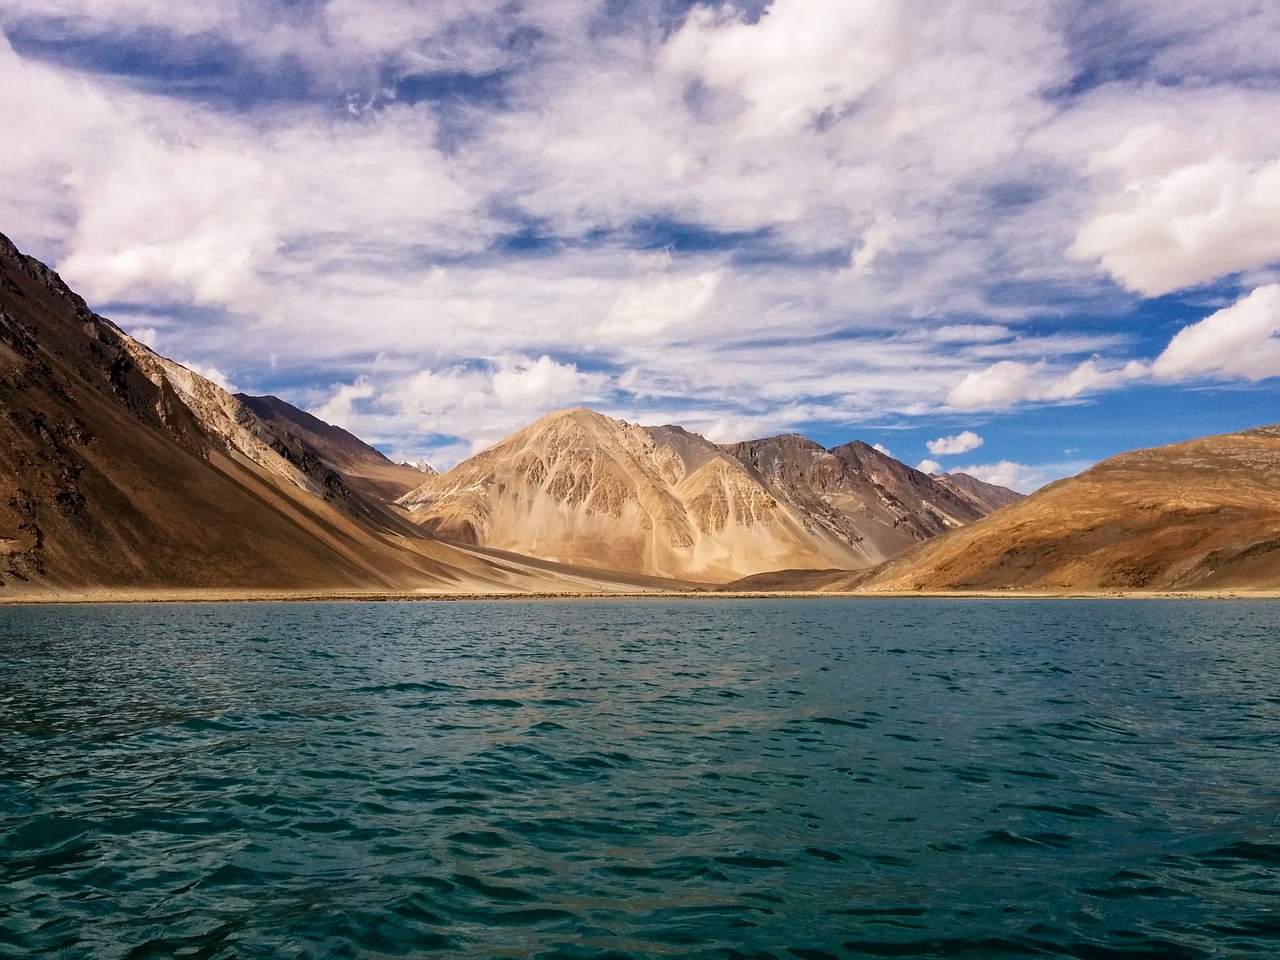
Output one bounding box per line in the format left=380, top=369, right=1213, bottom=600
left=238, top=393, right=433, bottom=502
left=935, top=471, right=1025, bottom=514
left=0, top=231, right=642, bottom=597
left=398, top=410, right=1017, bottom=582
left=397, top=408, right=861, bottom=581
left=720, top=435, right=992, bottom=565
left=851, top=426, right=1280, bottom=592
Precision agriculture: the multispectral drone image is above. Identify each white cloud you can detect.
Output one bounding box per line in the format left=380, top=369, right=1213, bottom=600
left=932, top=324, right=1012, bottom=343
left=947, top=358, right=1141, bottom=410
left=313, top=378, right=377, bottom=432
left=4, top=0, right=1280, bottom=464
left=663, top=0, right=903, bottom=137
left=927, top=430, right=983, bottom=456
left=129, top=326, right=160, bottom=349
left=60, top=138, right=281, bottom=310
left=182, top=361, right=238, bottom=394
left=872, top=442, right=892, bottom=456
left=850, top=216, right=897, bottom=275
left=491, top=355, right=608, bottom=407
left=1150, top=284, right=1280, bottom=381
left=598, top=270, right=723, bottom=340
left=916, top=458, right=941, bottom=474
left=949, top=460, right=1042, bottom=494
left=1071, top=124, right=1280, bottom=295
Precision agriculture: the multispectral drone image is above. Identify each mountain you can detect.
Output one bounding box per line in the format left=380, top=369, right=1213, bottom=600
left=0, top=231, right=640, bottom=597
left=397, top=408, right=862, bottom=580
left=851, top=427, right=1280, bottom=593
left=237, top=393, right=432, bottom=503
left=934, top=471, right=1025, bottom=514
left=719, top=435, right=991, bottom=566
left=397, top=409, right=1017, bottom=581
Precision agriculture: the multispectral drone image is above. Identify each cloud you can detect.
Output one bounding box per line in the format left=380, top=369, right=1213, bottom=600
left=60, top=139, right=281, bottom=309
left=598, top=269, right=723, bottom=340
left=663, top=0, right=903, bottom=137
left=1071, top=124, right=1280, bottom=296
left=872, top=442, right=892, bottom=456
left=850, top=216, right=897, bottom=275
left=927, top=430, right=983, bottom=456
left=181, top=361, right=238, bottom=394
left=916, top=458, right=941, bottom=475
left=949, top=460, right=1043, bottom=494
left=947, top=358, right=1141, bottom=410
left=4, top=0, right=1280, bottom=466
left=1150, top=284, right=1280, bottom=381
left=313, top=378, right=377, bottom=432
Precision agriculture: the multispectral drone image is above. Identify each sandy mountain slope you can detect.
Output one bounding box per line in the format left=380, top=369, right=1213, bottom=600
left=398, top=408, right=866, bottom=581
left=935, top=471, right=1026, bottom=513
left=721, top=435, right=994, bottom=566
left=238, top=393, right=433, bottom=503
left=850, top=426, right=1280, bottom=592
left=0, top=231, right=632, bottom=597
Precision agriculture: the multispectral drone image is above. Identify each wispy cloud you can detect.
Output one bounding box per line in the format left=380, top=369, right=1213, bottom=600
left=2, top=0, right=1279, bottom=469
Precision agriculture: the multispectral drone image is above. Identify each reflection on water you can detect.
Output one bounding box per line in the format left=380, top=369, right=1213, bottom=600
left=2, top=599, right=1280, bottom=958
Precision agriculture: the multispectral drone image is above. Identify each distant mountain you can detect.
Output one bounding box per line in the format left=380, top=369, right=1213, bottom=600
left=0, top=229, right=1025, bottom=595
left=398, top=409, right=1017, bottom=581
left=935, top=471, right=1025, bottom=514
left=852, top=427, right=1280, bottom=592
left=397, top=408, right=854, bottom=581
left=0, top=231, right=630, bottom=596
left=237, top=393, right=432, bottom=503
left=720, top=434, right=990, bottom=565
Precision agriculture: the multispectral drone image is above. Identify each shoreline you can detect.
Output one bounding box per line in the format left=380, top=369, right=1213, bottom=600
left=3, top=587, right=1280, bottom=605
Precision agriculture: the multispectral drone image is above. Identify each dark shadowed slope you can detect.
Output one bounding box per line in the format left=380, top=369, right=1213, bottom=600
left=238, top=393, right=434, bottom=503
left=0, top=231, right=623, bottom=596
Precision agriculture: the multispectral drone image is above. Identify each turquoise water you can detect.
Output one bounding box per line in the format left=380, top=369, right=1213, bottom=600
left=2, top=599, right=1279, bottom=959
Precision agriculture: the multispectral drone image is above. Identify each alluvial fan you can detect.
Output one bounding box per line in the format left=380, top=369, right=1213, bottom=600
left=2, top=599, right=1280, bottom=959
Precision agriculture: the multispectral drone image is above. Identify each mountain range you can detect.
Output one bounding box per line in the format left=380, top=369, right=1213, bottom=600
left=4, top=228, right=1277, bottom=597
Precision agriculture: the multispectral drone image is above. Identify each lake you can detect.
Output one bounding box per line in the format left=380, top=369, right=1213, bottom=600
left=2, top=599, right=1279, bottom=958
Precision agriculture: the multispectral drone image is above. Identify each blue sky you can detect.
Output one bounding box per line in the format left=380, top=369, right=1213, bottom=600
left=3, top=0, right=1280, bottom=489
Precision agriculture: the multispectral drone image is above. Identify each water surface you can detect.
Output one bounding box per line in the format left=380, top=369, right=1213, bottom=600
left=2, top=599, right=1279, bottom=958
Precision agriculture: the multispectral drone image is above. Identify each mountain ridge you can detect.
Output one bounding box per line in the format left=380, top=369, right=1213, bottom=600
left=398, top=407, right=1019, bottom=580
left=844, top=425, right=1280, bottom=592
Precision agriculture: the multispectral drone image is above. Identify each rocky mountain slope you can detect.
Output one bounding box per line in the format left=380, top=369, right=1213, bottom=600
left=398, top=410, right=1017, bottom=581
left=0, top=231, right=635, bottom=597
left=848, top=426, right=1280, bottom=592
left=238, top=393, right=433, bottom=503
left=720, top=434, right=993, bottom=565
left=935, top=471, right=1025, bottom=514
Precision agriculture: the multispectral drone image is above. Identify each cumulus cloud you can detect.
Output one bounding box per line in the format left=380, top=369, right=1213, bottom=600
left=370, top=355, right=612, bottom=461
left=947, top=358, right=1142, bottom=410
left=663, top=0, right=903, bottom=137
left=949, top=460, right=1043, bottom=494
left=927, top=430, right=983, bottom=456
left=872, top=442, right=892, bottom=456
left=61, top=139, right=281, bottom=309
left=1150, top=284, right=1280, bottom=381
left=1071, top=124, right=1280, bottom=295
left=313, top=378, right=377, bottom=433
left=182, top=361, right=238, bottom=394
left=916, top=458, right=941, bottom=475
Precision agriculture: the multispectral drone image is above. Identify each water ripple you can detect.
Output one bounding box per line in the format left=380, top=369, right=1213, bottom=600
left=2, top=599, right=1280, bottom=958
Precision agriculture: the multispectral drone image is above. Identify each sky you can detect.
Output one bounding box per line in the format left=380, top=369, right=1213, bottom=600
left=3, top=0, right=1280, bottom=490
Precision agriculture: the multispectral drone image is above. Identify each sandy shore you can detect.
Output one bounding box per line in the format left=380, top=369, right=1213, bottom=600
left=3, top=586, right=1280, bottom=605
